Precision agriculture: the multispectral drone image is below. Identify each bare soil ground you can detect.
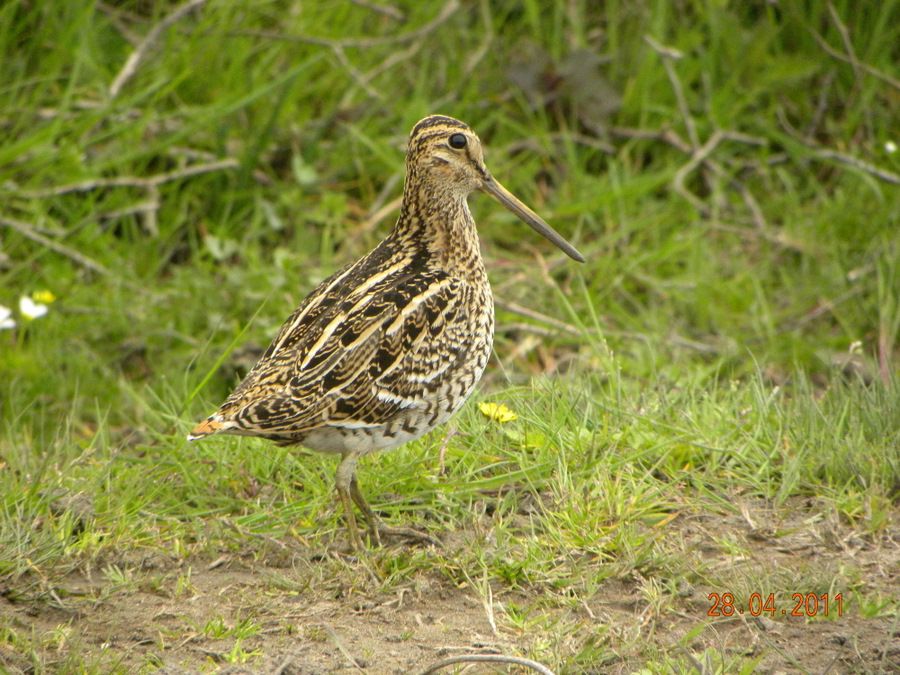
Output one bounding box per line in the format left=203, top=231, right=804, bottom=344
left=2, top=499, right=897, bottom=674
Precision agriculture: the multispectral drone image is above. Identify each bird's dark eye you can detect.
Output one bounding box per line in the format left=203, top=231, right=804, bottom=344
left=448, top=133, right=467, bottom=149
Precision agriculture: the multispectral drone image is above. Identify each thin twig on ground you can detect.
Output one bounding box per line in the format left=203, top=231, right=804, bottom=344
left=644, top=35, right=699, bottom=149
left=232, top=0, right=459, bottom=50
left=359, top=195, right=403, bottom=235
left=167, top=147, right=271, bottom=185
left=805, top=70, right=836, bottom=139
left=235, top=0, right=458, bottom=104
left=505, top=132, right=616, bottom=156
left=827, top=2, right=863, bottom=86
left=495, top=298, right=584, bottom=336
left=773, top=286, right=866, bottom=336
left=496, top=322, right=557, bottom=338
left=15, top=158, right=240, bottom=197
left=362, top=173, right=402, bottom=225
left=95, top=1, right=143, bottom=45
left=143, top=184, right=160, bottom=235
left=96, top=199, right=161, bottom=223
left=809, top=29, right=900, bottom=91
left=0, top=216, right=111, bottom=276
left=9, top=158, right=240, bottom=237
left=321, top=624, right=366, bottom=672
left=341, top=38, right=426, bottom=106
left=609, top=126, right=692, bottom=153
left=616, top=125, right=781, bottom=235
left=777, top=110, right=900, bottom=185
left=826, top=2, right=877, bottom=138
left=331, top=44, right=383, bottom=100
left=272, top=654, right=296, bottom=675
left=672, top=130, right=725, bottom=212
left=349, top=0, right=405, bottom=21
left=811, top=149, right=900, bottom=185
left=419, top=654, right=556, bottom=675
left=481, top=573, right=498, bottom=635
left=736, top=181, right=769, bottom=231
left=462, top=0, right=494, bottom=78
left=706, top=222, right=809, bottom=254
left=641, top=37, right=784, bottom=230
left=109, top=0, right=207, bottom=98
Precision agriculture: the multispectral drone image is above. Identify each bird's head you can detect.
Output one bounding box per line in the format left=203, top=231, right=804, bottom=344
left=406, top=115, right=486, bottom=194
left=405, top=114, right=585, bottom=263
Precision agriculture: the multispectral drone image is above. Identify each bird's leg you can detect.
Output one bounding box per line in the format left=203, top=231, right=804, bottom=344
left=335, top=451, right=364, bottom=551
left=349, top=474, right=439, bottom=547
left=348, top=474, right=383, bottom=546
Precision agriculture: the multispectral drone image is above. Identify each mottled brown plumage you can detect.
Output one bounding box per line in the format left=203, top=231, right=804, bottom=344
left=189, top=115, right=584, bottom=549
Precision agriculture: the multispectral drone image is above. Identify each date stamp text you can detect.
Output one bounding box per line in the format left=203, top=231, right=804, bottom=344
left=707, top=592, right=844, bottom=618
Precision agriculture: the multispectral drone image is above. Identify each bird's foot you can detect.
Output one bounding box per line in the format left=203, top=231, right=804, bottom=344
left=369, top=523, right=439, bottom=547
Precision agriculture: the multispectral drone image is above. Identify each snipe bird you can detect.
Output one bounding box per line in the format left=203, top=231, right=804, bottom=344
left=189, top=115, right=584, bottom=550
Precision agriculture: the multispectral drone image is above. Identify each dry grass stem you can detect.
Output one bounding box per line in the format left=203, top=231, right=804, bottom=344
left=109, top=0, right=208, bottom=98
left=420, top=654, right=557, bottom=675
left=232, top=0, right=460, bottom=50
left=0, top=215, right=111, bottom=276
left=644, top=35, right=700, bottom=149
left=809, top=30, right=900, bottom=91
left=812, top=148, right=900, bottom=185
left=15, top=158, right=239, bottom=198
left=349, top=0, right=405, bottom=21
left=495, top=298, right=584, bottom=336
left=322, top=624, right=366, bottom=672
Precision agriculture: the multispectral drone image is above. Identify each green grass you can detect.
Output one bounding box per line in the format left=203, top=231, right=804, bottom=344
left=1, top=1, right=898, bottom=672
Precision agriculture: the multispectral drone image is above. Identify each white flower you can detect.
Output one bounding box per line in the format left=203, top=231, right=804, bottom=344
left=886, top=140, right=897, bottom=154
left=0, top=304, right=15, bottom=330
left=19, top=296, right=48, bottom=320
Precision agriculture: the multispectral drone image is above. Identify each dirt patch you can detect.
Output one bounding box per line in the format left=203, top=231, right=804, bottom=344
left=2, top=563, right=521, bottom=673
left=2, top=499, right=897, bottom=674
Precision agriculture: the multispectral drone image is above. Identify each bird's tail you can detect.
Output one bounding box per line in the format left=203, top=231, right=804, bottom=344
left=187, top=416, right=225, bottom=441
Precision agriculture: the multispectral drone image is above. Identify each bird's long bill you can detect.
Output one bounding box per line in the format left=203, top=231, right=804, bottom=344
left=482, top=175, right=585, bottom=263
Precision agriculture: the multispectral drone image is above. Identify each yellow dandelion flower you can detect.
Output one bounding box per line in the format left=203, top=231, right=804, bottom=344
left=478, top=401, right=518, bottom=423
left=32, top=290, right=56, bottom=304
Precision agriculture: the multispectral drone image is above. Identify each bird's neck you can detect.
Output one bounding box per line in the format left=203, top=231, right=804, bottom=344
left=393, top=179, right=484, bottom=274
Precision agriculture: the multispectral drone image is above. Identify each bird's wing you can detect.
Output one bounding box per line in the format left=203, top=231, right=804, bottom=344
left=213, top=264, right=468, bottom=437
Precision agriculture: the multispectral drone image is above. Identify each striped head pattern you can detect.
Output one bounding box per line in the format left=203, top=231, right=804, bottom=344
left=405, top=114, right=586, bottom=263
left=405, top=115, right=488, bottom=196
